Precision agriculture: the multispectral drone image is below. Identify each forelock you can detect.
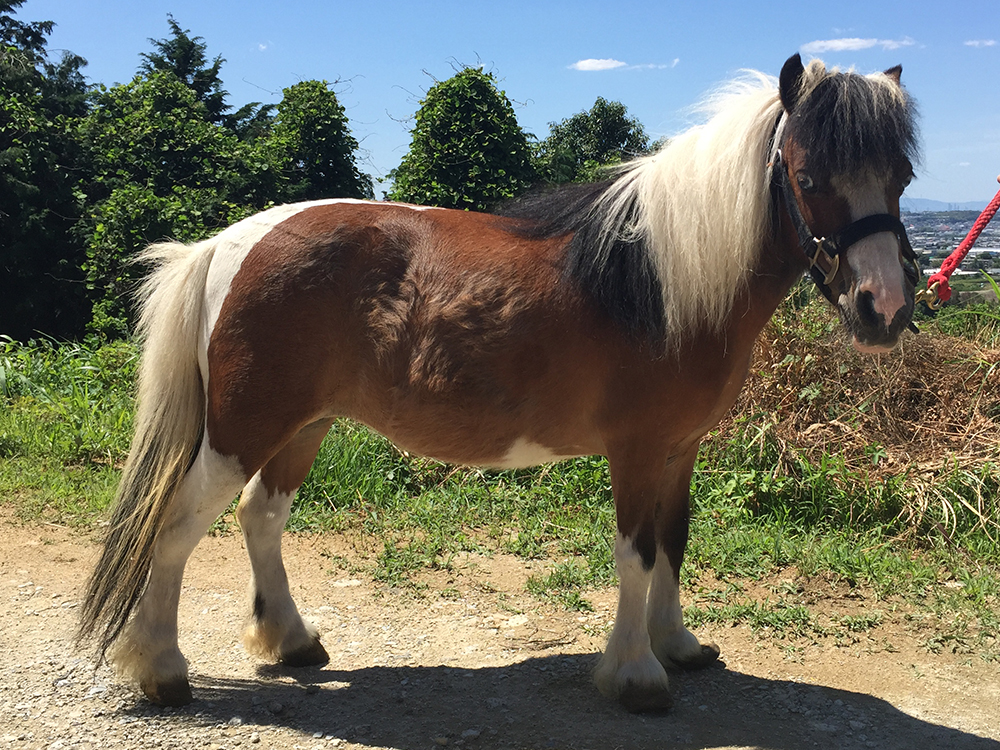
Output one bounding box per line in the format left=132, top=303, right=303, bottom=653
left=785, top=60, right=919, bottom=177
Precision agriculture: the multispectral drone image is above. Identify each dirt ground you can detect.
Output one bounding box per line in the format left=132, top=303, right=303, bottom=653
left=2, top=517, right=999, bottom=750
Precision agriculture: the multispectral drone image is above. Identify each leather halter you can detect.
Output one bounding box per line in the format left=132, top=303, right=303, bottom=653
left=773, top=149, right=921, bottom=307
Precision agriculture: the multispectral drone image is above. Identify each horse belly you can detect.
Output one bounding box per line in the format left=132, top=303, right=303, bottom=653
left=491, top=437, right=581, bottom=469
left=351, top=386, right=600, bottom=470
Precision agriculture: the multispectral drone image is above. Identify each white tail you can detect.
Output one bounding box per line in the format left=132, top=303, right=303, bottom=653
left=78, top=238, right=218, bottom=659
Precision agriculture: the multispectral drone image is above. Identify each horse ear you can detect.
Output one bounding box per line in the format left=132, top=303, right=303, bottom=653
left=779, top=53, right=805, bottom=112
left=884, top=65, right=902, bottom=85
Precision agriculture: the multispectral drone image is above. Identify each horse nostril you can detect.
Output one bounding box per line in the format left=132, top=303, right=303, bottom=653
left=856, top=290, right=881, bottom=330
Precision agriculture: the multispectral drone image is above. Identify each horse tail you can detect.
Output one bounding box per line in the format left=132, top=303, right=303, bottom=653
left=78, top=238, right=217, bottom=660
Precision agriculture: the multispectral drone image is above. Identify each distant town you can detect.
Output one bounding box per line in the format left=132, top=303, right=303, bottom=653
left=901, top=210, right=1000, bottom=301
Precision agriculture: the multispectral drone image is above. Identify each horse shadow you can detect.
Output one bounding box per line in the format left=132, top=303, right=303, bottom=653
left=124, top=653, right=999, bottom=750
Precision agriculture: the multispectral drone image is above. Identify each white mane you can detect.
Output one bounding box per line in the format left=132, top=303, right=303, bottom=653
left=595, top=71, right=784, bottom=344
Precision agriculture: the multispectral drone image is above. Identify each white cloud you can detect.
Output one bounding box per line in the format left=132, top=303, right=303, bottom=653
left=569, top=58, right=627, bottom=71
left=881, top=37, right=916, bottom=50
left=801, top=36, right=915, bottom=54
left=965, top=39, right=997, bottom=48
left=570, top=58, right=679, bottom=72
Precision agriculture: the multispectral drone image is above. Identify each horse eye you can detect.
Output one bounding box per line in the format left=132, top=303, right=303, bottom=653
left=900, top=174, right=913, bottom=191
left=796, top=173, right=816, bottom=193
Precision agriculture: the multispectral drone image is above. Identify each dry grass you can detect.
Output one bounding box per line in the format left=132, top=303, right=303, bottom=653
left=716, top=302, right=1000, bottom=538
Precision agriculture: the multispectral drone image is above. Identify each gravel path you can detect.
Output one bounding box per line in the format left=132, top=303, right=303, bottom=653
left=2, top=519, right=998, bottom=750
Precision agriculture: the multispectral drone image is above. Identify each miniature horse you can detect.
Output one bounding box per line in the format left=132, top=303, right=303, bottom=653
left=79, top=54, right=919, bottom=712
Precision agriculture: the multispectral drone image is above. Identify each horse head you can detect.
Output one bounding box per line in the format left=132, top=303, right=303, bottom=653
left=777, top=53, right=920, bottom=353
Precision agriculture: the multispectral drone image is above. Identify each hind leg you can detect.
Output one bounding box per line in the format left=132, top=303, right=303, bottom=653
left=647, top=554, right=720, bottom=670
left=110, top=442, right=247, bottom=705
left=237, top=418, right=333, bottom=667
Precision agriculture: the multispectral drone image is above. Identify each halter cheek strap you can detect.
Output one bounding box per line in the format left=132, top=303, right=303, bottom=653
left=773, top=150, right=921, bottom=308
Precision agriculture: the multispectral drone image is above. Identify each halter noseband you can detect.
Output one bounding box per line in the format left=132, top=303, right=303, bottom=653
left=773, top=149, right=921, bottom=307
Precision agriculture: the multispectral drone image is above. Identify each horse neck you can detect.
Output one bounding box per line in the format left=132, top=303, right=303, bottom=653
left=729, top=208, right=811, bottom=344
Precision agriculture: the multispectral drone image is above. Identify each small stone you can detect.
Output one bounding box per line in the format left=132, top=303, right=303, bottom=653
left=268, top=701, right=284, bottom=714
left=434, top=737, right=449, bottom=746
left=850, top=720, right=866, bottom=731
left=305, top=684, right=320, bottom=695
left=461, top=729, right=481, bottom=739
left=228, top=716, right=243, bottom=726
left=249, top=732, right=261, bottom=744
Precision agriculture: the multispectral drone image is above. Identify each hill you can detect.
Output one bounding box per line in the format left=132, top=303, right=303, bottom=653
left=902, top=197, right=989, bottom=212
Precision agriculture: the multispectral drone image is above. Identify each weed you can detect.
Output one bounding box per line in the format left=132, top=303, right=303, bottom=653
left=527, top=561, right=596, bottom=611
left=685, top=599, right=815, bottom=637
left=0, top=336, right=135, bottom=467
left=838, top=611, right=885, bottom=632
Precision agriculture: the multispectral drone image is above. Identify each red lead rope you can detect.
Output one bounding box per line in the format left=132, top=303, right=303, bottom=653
left=918, top=175, right=1000, bottom=309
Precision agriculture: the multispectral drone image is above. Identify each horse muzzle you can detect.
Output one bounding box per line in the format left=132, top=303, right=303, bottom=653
left=839, top=283, right=915, bottom=353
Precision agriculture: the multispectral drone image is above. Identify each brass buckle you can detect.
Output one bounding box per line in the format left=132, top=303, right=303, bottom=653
left=810, top=238, right=840, bottom=286
left=915, top=281, right=942, bottom=310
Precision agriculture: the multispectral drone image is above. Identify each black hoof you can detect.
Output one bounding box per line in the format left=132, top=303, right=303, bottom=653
left=280, top=637, right=330, bottom=667
left=619, top=682, right=674, bottom=714
left=140, top=676, right=193, bottom=706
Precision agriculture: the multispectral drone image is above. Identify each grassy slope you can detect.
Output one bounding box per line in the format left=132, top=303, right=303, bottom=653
left=1, top=293, right=998, bottom=659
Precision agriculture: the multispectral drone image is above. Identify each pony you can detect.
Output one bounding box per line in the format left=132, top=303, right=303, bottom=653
left=78, top=53, right=920, bottom=713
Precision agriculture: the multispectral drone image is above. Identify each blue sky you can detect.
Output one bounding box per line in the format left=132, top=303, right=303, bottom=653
left=24, top=0, right=1000, bottom=203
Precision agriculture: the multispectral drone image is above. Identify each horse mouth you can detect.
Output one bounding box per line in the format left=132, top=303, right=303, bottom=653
left=850, top=335, right=897, bottom=354
left=838, top=292, right=913, bottom=354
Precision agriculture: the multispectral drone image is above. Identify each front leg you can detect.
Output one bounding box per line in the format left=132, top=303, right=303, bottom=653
left=594, top=445, right=718, bottom=713
left=646, top=446, right=720, bottom=670
left=647, top=552, right=720, bottom=670
left=593, top=532, right=673, bottom=713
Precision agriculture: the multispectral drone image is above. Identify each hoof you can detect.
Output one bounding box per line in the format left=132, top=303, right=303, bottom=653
left=619, top=682, right=674, bottom=714
left=140, top=676, right=193, bottom=706
left=665, top=642, right=721, bottom=671
left=280, top=637, right=329, bottom=668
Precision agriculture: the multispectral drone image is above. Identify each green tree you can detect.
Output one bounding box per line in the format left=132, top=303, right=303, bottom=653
left=139, top=14, right=229, bottom=125
left=0, top=0, right=90, bottom=339
left=270, top=80, right=373, bottom=202
left=534, top=97, right=650, bottom=184
left=78, top=72, right=277, bottom=337
left=139, top=14, right=275, bottom=138
left=388, top=67, right=536, bottom=211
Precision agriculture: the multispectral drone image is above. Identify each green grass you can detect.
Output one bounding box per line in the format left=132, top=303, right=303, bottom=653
left=292, top=420, right=617, bottom=586
left=0, top=336, right=135, bottom=524
left=685, top=599, right=815, bottom=637
left=1, top=300, right=998, bottom=653
left=0, top=455, right=120, bottom=526
left=916, top=272, right=1000, bottom=347
left=0, top=335, right=136, bottom=464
